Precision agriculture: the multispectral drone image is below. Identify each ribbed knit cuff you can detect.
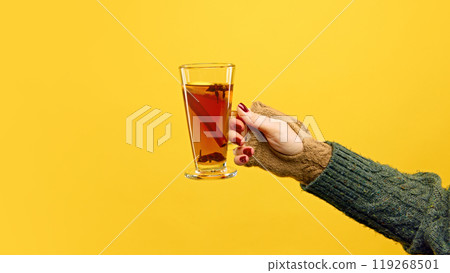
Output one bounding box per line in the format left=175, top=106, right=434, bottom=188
left=300, top=142, right=425, bottom=250
left=300, top=141, right=381, bottom=202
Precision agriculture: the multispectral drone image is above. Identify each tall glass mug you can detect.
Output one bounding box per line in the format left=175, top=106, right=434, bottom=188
left=179, top=63, right=237, bottom=179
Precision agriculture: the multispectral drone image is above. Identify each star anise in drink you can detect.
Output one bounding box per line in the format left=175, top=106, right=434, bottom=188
left=206, top=84, right=232, bottom=103
left=197, top=150, right=226, bottom=163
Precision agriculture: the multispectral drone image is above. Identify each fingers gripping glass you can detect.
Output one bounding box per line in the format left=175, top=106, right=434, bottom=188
left=179, top=63, right=237, bottom=179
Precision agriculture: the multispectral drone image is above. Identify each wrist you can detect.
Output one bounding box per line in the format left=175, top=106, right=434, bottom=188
left=298, top=138, right=332, bottom=184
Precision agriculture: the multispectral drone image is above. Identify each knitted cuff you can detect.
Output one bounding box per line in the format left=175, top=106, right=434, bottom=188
left=243, top=101, right=332, bottom=184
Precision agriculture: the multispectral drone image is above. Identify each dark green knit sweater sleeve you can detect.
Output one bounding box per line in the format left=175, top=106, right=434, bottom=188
left=301, top=142, right=449, bottom=255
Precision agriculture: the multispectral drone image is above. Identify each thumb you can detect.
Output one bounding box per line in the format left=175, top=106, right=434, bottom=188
left=237, top=103, right=272, bottom=134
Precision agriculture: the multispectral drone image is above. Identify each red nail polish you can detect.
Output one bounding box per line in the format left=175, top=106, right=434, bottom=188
left=243, top=148, right=252, bottom=157
left=240, top=156, right=247, bottom=163
left=238, top=103, right=249, bottom=112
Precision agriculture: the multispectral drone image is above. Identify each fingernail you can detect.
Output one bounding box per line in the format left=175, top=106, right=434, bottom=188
left=236, top=124, right=243, bottom=132
left=238, top=103, right=249, bottom=112
left=243, top=148, right=253, bottom=157
left=239, top=156, right=247, bottom=163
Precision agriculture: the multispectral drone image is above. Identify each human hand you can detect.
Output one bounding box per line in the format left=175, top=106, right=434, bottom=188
left=228, top=101, right=331, bottom=185
left=229, top=102, right=311, bottom=165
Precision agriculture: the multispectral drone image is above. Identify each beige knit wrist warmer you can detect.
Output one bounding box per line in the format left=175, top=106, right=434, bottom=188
left=244, top=101, right=332, bottom=185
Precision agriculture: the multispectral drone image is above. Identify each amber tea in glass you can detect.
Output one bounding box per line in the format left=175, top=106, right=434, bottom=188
left=179, top=63, right=236, bottom=179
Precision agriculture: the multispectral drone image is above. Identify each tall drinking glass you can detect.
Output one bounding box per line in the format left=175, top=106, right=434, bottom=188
left=179, top=63, right=237, bottom=179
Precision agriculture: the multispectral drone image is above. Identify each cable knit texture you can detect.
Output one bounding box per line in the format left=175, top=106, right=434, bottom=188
left=301, top=142, right=449, bottom=255
left=243, top=101, right=332, bottom=184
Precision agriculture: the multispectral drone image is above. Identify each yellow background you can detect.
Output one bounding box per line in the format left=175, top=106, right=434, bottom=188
left=1, top=0, right=449, bottom=254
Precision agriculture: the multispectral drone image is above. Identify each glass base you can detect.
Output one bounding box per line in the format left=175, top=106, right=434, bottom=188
left=185, top=166, right=237, bottom=180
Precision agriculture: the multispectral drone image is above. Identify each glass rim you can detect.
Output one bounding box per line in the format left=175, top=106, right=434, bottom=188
left=179, top=63, right=235, bottom=69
